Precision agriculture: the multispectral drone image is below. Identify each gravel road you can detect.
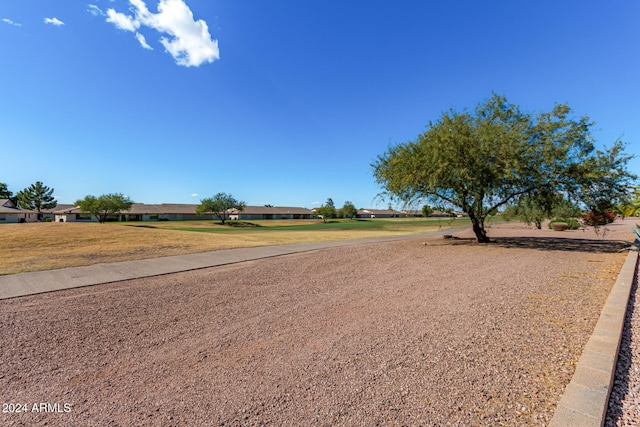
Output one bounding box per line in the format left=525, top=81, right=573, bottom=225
left=0, top=221, right=635, bottom=426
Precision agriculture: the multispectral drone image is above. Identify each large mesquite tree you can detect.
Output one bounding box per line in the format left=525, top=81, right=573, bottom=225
left=372, top=94, right=635, bottom=243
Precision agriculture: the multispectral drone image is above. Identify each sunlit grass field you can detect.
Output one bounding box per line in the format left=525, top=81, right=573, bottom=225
left=1, top=217, right=474, bottom=275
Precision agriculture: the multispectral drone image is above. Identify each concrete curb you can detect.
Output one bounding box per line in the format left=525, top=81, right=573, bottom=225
left=550, top=250, right=639, bottom=427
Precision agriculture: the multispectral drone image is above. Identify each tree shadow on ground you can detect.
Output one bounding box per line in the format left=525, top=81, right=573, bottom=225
left=489, top=236, right=630, bottom=253
left=226, top=221, right=262, bottom=228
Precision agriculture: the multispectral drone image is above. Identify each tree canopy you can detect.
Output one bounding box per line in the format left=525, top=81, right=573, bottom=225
left=75, top=193, right=133, bottom=223
left=17, top=181, right=57, bottom=214
left=315, top=198, right=337, bottom=222
left=196, top=192, right=245, bottom=224
left=617, top=186, right=640, bottom=218
left=372, top=94, right=636, bottom=243
left=502, top=191, right=580, bottom=229
left=0, top=182, right=14, bottom=201
left=339, top=201, right=358, bottom=219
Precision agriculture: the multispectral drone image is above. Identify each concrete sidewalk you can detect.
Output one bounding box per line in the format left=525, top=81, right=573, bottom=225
left=0, top=229, right=464, bottom=300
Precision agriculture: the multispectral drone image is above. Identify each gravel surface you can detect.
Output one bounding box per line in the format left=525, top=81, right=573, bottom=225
left=0, top=221, right=635, bottom=426
left=606, top=260, right=640, bottom=426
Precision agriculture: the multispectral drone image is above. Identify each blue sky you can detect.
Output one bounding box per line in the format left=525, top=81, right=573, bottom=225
left=1, top=1, right=639, bottom=209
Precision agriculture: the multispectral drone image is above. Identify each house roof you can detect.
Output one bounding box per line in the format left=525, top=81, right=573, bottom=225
left=430, top=210, right=454, bottom=217
left=41, top=204, right=75, bottom=214
left=53, top=206, right=82, bottom=214
left=124, top=203, right=164, bottom=215
left=357, top=209, right=398, bottom=215
left=229, top=206, right=313, bottom=215
left=401, top=210, right=423, bottom=215
left=155, top=204, right=200, bottom=214
left=0, top=199, right=37, bottom=214
left=51, top=203, right=315, bottom=217
left=53, top=203, right=200, bottom=215
left=275, top=206, right=313, bottom=214
left=53, top=203, right=312, bottom=215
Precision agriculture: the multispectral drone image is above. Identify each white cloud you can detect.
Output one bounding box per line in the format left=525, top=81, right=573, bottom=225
left=105, top=0, right=219, bottom=67
left=106, top=9, right=139, bottom=31
left=44, top=17, right=65, bottom=26
left=135, top=32, right=153, bottom=49
left=87, top=5, right=105, bottom=17
left=2, top=18, right=22, bottom=26
left=311, top=201, right=321, bottom=206
left=191, top=193, right=199, bottom=197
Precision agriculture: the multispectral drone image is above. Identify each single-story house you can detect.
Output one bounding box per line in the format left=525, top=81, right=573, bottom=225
left=53, top=203, right=314, bottom=222
left=430, top=210, right=455, bottom=218
left=400, top=210, right=424, bottom=217
left=229, top=206, right=313, bottom=220
left=148, top=204, right=202, bottom=221
left=53, top=203, right=205, bottom=222
left=428, top=210, right=468, bottom=218
left=53, top=206, right=90, bottom=222
left=40, top=204, right=75, bottom=221
left=0, top=199, right=38, bottom=223
left=356, top=209, right=399, bottom=219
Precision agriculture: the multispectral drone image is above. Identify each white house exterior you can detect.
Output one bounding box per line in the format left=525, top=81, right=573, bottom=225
left=0, top=199, right=37, bottom=223
left=53, top=206, right=96, bottom=222
left=40, top=204, right=74, bottom=221
left=228, top=206, right=313, bottom=220
left=356, top=209, right=399, bottom=219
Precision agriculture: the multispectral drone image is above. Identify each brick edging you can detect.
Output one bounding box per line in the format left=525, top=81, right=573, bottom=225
left=550, top=250, right=639, bottom=427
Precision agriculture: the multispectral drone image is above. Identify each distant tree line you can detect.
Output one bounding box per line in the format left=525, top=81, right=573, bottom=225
left=314, top=198, right=360, bottom=222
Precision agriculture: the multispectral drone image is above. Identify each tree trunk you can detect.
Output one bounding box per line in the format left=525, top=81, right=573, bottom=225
left=469, top=215, right=490, bottom=243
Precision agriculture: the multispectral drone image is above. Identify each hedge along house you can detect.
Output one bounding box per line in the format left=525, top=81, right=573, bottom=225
left=228, top=206, right=314, bottom=220
left=0, top=199, right=38, bottom=223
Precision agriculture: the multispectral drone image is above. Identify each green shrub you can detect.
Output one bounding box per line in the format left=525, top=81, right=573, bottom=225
left=549, top=218, right=580, bottom=230
left=44, top=217, right=52, bottom=222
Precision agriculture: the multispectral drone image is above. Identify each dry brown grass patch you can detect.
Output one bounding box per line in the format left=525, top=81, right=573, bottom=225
left=1, top=221, right=446, bottom=275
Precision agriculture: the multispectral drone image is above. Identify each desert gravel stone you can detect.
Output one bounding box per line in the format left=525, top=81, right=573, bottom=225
left=0, top=222, right=634, bottom=426
left=606, top=268, right=640, bottom=426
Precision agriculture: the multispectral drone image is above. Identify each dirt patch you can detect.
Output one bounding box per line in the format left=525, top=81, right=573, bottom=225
left=0, top=221, right=634, bottom=426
